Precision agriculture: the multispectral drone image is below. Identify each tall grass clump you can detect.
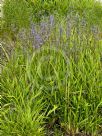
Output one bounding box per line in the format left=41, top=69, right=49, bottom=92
left=0, top=51, right=46, bottom=136
left=1, top=0, right=102, bottom=135
left=1, top=29, right=102, bottom=135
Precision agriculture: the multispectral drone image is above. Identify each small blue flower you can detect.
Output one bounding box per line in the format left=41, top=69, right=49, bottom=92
left=35, top=34, right=43, bottom=45
left=50, top=15, right=54, bottom=27
left=31, top=23, right=36, bottom=36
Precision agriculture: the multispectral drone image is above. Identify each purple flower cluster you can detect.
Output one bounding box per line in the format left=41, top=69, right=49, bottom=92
left=30, top=15, right=55, bottom=48
left=17, top=14, right=100, bottom=50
